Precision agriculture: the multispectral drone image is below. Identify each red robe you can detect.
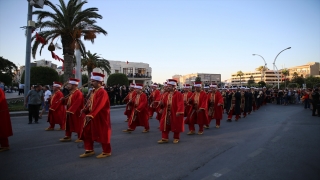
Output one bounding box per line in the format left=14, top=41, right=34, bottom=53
left=0, top=89, right=13, bottom=138
left=148, top=89, right=161, bottom=116
left=64, top=89, right=85, bottom=134
left=185, top=91, right=208, bottom=125
left=207, top=91, right=224, bottom=120
left=183, top=91, right=193, bottom=117
left=159, top=91, right=184, bottom=132
left=129, top=92, right=149, bottom=127
left=48, top=90, right=66, bottom=125
left=156, top=92, right=169, bottom=120
left=81, top=87, right=111, bottom=144
left=123, top=90, right=137, bottom=117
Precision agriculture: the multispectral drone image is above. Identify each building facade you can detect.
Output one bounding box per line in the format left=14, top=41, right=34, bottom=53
left=287, top=62, right=320, bottom=79
left=173, top=73, right=221, bottom=88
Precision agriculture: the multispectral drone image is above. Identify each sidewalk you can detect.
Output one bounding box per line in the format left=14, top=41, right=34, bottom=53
left=6, top=91, right=126, bottom=117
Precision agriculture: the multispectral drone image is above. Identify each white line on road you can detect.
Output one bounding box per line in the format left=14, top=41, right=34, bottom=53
left=21, top=143, right=68, bottom=150
left=271, top=136, right=281, bottom=142
left=201, top=168, right=231, bottom=180
left=248, top=148, right=265, bottom=158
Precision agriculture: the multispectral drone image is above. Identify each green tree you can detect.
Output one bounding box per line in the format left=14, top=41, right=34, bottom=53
left=292, top=72, right=299, bottom=79
left=258, top=81, right=266, bottom=88
left=255, top=66, right=268, bottom=82
left=82, top=74, right=88, bottom=85
left=107, top=73, right=129, bottom=86
left=31, top=0, right=107, bottom=82
left=81, top=51, right=111, bottom=87
left=305, top=76, right=320, bottom=88
left=21, top=66, right=59, bottom=85
left=236, top=70, right=244, bottom=86
left=0, top=73, right=13, bottom=86
left=247, top=75, right=255, bottom=86
left=0, top=56, right=18, bottom=78
left=195, top=76, right=201, bottom=83
left=281, top=68, right=289, bottom=88
left=290, top=76, right=304, bottom=87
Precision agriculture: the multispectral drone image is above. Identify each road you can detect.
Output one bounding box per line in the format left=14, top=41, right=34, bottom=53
left=1, top=104, right=320, bottom=180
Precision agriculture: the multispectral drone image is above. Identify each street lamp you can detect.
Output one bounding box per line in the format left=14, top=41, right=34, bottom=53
left=273, top=47, right=291, bottom=89
left=252, top=54, right=267, bottom=82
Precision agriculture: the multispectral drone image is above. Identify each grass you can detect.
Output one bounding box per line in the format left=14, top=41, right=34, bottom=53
left=7, top=100, right=27, bottom=111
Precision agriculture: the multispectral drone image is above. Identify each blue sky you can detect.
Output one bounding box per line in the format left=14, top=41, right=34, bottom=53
left=0, top=0, right=319, bottom=84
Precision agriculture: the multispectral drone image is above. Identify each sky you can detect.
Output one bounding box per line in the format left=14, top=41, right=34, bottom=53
left=0, top=0, right=319, bottom=84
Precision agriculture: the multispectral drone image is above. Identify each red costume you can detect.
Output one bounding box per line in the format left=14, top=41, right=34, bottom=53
left=0, top=89, right=13, bottom=150
left=81, top=86, right=112, bottom=154
left=159, top=80, right=184, bottom=143
left=183, top=84, right=193, bottom=117
left=206, top=88, right=224, bottom=128
left=123, top=86, right=137, bottom=121
left=125, top=84, right=149, bottom=132
left=185, top=82, right=208, bottom=134
left=48, top=84, right=66, bottom=130
left=148, top=85, right=161, bottom=119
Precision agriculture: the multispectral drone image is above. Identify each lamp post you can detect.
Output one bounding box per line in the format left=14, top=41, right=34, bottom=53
left=252, top=54, right=267, bottom=82
left=273, top=47, right=291, bottom=89
left=74, top=0, right=83, bottom=87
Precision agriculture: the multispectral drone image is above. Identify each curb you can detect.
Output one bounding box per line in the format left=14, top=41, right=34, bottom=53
left=9, top=105, right=126, bottom=117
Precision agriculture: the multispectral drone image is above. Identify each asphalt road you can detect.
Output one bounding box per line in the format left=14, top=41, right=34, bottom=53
left=1, top=104, right=320, bottom=180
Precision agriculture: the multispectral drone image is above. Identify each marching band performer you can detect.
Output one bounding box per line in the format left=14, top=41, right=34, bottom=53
left=227, top=88, right=241, bottom=122
left=205, top=84, right=224, bottom=129
left=148, top=83, right=161, bottom=119
left=185, top=81, right=208, bottom=135
left=123, top=83, right=136, bottom=122
left=79, top=72, right=112, bottom=158
left=122, top=83, right=150, bottom=133
left=46, top=81, right=66, bottom=131
left=0, top=88, right=13, bottom=152
left=59, top=78, right=85, bottom=142
left=182, top=84, right=193, bottom=117
left=240, top=87, right=246, bottom=118
left=157, top=79, right=184, bottom=144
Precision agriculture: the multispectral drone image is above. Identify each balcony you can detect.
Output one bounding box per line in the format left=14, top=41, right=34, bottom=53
left=126, top=73, right=152, bottom=80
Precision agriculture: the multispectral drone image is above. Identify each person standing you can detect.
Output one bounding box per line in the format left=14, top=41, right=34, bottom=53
left=80, top=72, right=112, bottom=158
left=59, top=78, right=85, bottom=142
left=157, top=79, right=184, bottom=144
left=205, top=84, right=223, bottom=128
left=148, top=83, right=161, bottom=119
left=122, top=83, right=149, bottom=133
left=46, top=82, right=66, bottom=131
left=311, top=89, right=320, bottom=116
left=185, top=81, right=208, bottom=135
left=182, top=84, right=193, bottom=118
left=39, top=85, right=52, bottom=119
left=123, top=83, right=137, bottom=122
left=24, top=84, right=44, bottom=124
left=0, top=89, right=13, bottom=152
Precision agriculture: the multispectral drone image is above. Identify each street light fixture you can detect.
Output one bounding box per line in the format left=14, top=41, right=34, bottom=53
left=273, top=47, right=291, bottom=89
left=252, top=54, right=267, bottom=82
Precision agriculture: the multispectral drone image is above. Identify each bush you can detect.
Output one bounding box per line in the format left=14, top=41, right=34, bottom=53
left=107, top=73, right=129, bottom=86
left=21, top=66, right=59, bottom=85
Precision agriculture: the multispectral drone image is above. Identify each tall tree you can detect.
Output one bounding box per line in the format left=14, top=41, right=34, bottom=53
left=31, top=0, right=107, bottom=82
left=281, top=68, right=289, bottom=88
left=255, top=66, right=268, bottom=82
left=236, top=70, right=244, bottom=86
left=0, top=56, right=18, bottom=78
left=292, top=72, right=299, bottom=79
left=81, top=51, right=111, bottom=87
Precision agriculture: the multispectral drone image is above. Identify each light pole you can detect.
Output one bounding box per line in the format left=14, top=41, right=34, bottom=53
left=252, top=54, right=267, bottom=82
left=75, top=0, right=83, bottom=87
left=273, top=47, right=291, bottom=89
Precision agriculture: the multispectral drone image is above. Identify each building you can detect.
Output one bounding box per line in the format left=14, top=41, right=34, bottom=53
left=230, top=62, right=320, bottom=86
left=287, top=62, right=320, bottom=79
left=174, top=73, right=221, bottom=88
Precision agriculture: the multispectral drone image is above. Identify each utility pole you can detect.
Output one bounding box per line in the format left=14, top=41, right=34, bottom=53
left=24, top=1, right=33, bottom=100
left=75, top=0, right=83, bottom=87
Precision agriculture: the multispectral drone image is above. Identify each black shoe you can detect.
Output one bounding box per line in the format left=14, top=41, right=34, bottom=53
left=35, top=121, right=39, bottom=124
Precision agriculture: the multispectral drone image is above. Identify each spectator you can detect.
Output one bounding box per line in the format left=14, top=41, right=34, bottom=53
left=304, top=89, right=310, bottom=109
left=0, top=82, right=4, bottom=91
left=39, top=85, right=51, bottom=119
left=24, top=84, right=44, bottom=124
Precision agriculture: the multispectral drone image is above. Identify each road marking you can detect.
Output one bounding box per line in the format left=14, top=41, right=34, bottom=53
left=21, top=143, right=68, bottom=150
left=248, top=148, right=264, bottom=158
left=201, top=168, right=231, bottom=180
left=271, top=136, right=281, bottom=142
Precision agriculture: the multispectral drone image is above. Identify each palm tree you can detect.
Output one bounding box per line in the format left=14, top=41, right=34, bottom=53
left=31, top=0, right=107, bottom=82
left=236, top=70, right=244, bottom=87
left=292, top=72, right=299, bottom=79
left=255, top=66, right=268, bottom=82
left=81, top=51, right=111, bottom=87
left=281, top=68, right=289, bottom=88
